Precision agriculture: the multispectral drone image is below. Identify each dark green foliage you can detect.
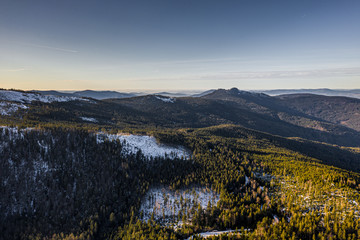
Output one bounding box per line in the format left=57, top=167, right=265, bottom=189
left=0, top=128, right=146, bottom=238
left=112, top=126, right=360, bottom=240
left=1, top=89, right=360, bottom=239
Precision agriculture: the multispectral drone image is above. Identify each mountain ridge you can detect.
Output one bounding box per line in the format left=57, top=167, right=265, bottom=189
left=2, top=88, right=360, bottom=147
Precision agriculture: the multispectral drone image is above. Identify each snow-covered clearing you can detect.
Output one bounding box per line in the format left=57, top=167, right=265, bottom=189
left=0, top=102, right=28, bottom=115
left=155, top=96, right=175, bottom=103
left=1, top=126, right=189, bottom=160
left=0, top=90, right=86, bottom=103
left=139, top=186, right=219, bottom=224
left=97, top=133, right=190, bottom=159
left=80, top=117, right=98, bottom=122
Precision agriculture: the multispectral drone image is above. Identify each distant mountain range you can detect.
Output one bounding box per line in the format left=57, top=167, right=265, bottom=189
left=33, top=88, right=360, bottom=100
left=257, top=88, right=360, bottom=99
left=2, top=87, right=360, bottom=147
left=34, top=90, right=136, bottom=100
left=34, top=90, right=208, bottom=99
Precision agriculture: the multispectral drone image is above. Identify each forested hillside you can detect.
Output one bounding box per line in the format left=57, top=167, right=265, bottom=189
left=276, top=94, right=360, bottom=132
left=2, top=89, right=360, bottom=147
left=1, top=89, right=360, bottom=239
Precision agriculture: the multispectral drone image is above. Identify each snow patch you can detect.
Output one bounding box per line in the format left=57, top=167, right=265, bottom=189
left=155, top=96, right=175, bottom=103
left=80, top=117, right=98, bottom=122
left=273, top=215, right=280, bottom=223
left=0, top=102, right=28, bottom=115
left=185, top=229, right=247, bottom=240
left=0, top=90, right=86, bottom=103
left=245, top=175, right=250, bottom=186
left=139, top=186, right=219, bottom=224
left=96, top=133, right=190, bottom=159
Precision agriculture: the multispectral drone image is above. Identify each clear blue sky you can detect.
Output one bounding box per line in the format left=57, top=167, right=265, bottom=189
left=1, top=0, right=359, bottom=90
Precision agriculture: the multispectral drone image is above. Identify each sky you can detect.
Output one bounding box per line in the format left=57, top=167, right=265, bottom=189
left=0, top=0, right=359, bottom=91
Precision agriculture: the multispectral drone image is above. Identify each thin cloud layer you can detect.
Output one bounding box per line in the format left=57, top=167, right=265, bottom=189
left=23, top=43, right=78, bottom=53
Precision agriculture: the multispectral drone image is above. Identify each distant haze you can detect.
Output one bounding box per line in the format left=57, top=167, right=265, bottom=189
left=256, top=89, right=360, bottom=99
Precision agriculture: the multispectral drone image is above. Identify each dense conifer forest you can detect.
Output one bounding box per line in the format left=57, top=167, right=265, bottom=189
left=1, top=124, right=360, bottom=239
